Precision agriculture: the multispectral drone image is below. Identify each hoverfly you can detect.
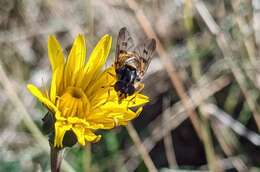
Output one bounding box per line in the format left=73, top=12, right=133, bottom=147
left=114, top=27, right=156, bottom=102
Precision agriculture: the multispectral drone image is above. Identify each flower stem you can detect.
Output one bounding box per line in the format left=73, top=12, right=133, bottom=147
left=50, top=146, right=63, bottom=172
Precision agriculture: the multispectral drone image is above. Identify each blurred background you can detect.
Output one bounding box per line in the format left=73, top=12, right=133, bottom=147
left=1, top=0, right=260, bottom=171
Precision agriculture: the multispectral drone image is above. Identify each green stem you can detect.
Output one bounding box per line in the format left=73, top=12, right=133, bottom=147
left=51, top=146, right=63, bottom=172
left=83, top=143, right=91, bottom=172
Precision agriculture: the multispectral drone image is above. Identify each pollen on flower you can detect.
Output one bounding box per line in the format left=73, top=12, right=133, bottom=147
left=57, top=87, right=90, bottom=118
left=69, top=87, right=85, bottom=99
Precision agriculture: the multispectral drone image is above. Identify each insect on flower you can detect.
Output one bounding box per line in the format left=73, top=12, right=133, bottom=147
left=114, top=27, right=156, bottom=102
left=27, top=34, right=149, bottom=148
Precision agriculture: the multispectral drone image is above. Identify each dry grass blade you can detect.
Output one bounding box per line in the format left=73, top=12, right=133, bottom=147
left=201, top=104, right=260, bottom=146
left=211, top=120, right=248, bottom=172
left=200, top=156, right=246, bottom=171
left=126, top=123, right=157, bottom=172
left=194, top=0, right=260, bottom=130
left=162, top=97, right=178, bottom=168
left=231, top=0, right=257, bottom=62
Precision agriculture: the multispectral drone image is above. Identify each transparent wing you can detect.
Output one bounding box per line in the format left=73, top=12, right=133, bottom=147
left=134, top=38, right=156, bottom=76
left=115, top=27, right=135, bottom=67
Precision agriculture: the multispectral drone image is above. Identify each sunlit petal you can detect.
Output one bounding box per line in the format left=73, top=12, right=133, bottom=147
left=50, top=68, right=57, bottom=103
left=54, top=122, right=72, bottom=147
left=81, top=35, right=112, bottom=90
left=85, top=130, right=101, bottom=142
left=72, top=125, right=85, bottom=146
left=27, top=84, right=58, bottom=113
left=48, top=35, right=64, bottom=71
left=64, top=34, right=86, bottom=87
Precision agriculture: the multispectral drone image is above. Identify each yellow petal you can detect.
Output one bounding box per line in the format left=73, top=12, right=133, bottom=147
left=81, top=34, right=112, bottom=90
left=91, top=92, right=149, bottom=109
left=87, top=103, right=140, bottom=129
left=64, top=34, right=86, bottom=88
left=72, top=67, right=84, bottom=87
left=84, top=130, right=101, bottom=143
left=67, top=34, right=86, bottom=71
left=86, top=118, right=115, bottom=129
left=72, top=126, right=85, bottom=146
left=50, top=68, right=58, bottom=103
left=74, top=67, right=87, bottom=88
left=124, top=93, right=149, bottom=107
left=54, top=111, right=66, bottom=121
left=133, top=107, right=143, bottom=119
left=55, top=65, right=64, bottom=95
left=90, top=88, right=118, bottom=110
left=27, top=84, right=58, bottom=113
left=48, top=35, right=64, bottom=71
left=54, top=122, right=72, bottom=147
left=67, top=117, right=91, bottom=127
left=90, top=88, right=148, bottom=110
left=86, top=66, right=116, bottom=97
left=115, top=107, right=143, bottom=126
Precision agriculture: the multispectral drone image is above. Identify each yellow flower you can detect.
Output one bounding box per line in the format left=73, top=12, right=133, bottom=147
left=27, top=34, right=149, bottom=148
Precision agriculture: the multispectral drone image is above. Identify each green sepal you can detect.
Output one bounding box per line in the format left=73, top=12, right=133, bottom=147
left=42, top=112, right=54, bottom=134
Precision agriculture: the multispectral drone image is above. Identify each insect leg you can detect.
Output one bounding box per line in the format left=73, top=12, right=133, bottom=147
left=126, top=83, right=145, bottom=110
left=135, top=83, right=144, bottom=93
left=126, top=95, right=136, bottom=110
left=107, top=71, right=116, bottom=78
left=101, top=85, right=115, bottom=105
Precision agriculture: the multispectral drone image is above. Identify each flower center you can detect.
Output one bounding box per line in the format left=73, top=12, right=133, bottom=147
left=57, top=87, right=90, bottom=118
